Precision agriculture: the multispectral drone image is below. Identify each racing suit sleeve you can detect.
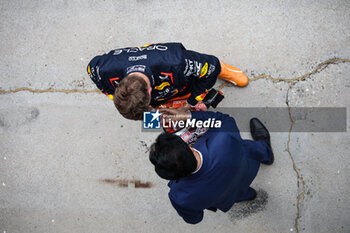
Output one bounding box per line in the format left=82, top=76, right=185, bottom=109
left=87, top=64, right=114, bottom=100
left=183, top=50, right=221, bottom=106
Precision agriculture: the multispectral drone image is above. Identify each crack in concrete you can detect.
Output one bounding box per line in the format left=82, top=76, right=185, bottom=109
left=0, top=57, right=349, bottom=232
left=0, top=87, right=101, bottom=94
left=250, top=58, right=347, bottom=233
left=217, top=58, right=350, bottom=91
left=0, top=58, right=348, bottom=95
left=251, top=58, right=349, bottom=233
left=218, top=57, right=349, bottom=233
left=259, top=58, right=349, bottom=233
left=250, top=58, right=350, bottom=84
left=286, top=83, right=306, bottom=233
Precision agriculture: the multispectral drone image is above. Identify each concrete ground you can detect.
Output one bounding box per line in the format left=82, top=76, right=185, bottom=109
left=0, top=1, right=349, bottom=232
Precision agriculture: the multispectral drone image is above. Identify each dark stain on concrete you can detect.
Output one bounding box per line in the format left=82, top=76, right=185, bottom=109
left=228, top=189, right=268, bottom=221
left=0, top=115, right=5, bottom=127
left=101, top=179, right=153, bottom=188
left=131, top=180, right=153, bottom=188
left=26, top=108, right=40, bottom=122
left=153, top=19, right=165, bottom=27
left=140, top=140, right=150, bottom=153
left=0, top=107, right=39, bottom=129
left=102, top=178, right=129, bottom=187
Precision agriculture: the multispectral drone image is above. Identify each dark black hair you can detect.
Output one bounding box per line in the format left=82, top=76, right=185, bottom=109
left=149, top=133, right=197, bottom=180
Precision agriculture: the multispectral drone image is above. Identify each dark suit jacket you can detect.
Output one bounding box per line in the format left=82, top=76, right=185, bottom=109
left=168, top=111, right=271, bottom=224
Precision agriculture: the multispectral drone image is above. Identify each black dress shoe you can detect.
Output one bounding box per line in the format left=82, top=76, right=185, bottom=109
left=247, top=188, right=257, bottom=201
left=236, top=188, right=257, bottom=202
left=250, top=118, right=274, bottom=165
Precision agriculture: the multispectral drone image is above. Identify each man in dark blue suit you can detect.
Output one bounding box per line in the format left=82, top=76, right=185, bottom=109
left=149, top=110, right=274, bottom=224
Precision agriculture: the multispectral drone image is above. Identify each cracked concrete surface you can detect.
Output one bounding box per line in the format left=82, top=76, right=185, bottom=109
left=1, top=1, right=349, bottom=233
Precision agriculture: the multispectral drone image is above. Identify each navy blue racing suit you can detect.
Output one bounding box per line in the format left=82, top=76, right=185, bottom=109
left=87, top=42, right=221, bottom=107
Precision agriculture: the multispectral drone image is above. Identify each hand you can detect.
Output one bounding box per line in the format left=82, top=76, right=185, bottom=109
left=194, top=102, right=207, bottom=111
left=176, top=102, right=207, bottom=112
left=159, top=108, right=191, bottom=123
left=176, top=102, right=192, bottom=112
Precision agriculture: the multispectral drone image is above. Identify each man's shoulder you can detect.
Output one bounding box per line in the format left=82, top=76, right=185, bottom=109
left=206, top=131, right=237, bottom=145
left=202, top=132, right=240, bottom=157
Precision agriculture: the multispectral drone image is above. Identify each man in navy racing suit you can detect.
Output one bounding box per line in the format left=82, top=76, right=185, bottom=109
left=87, top=42, right=248, bottom=120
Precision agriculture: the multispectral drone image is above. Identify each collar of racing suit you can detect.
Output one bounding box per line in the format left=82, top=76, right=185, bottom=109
left=124, top=66, right=155, bottom=87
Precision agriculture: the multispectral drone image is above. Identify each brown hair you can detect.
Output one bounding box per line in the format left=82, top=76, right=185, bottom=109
left=114, top=73, right=150, bottom=120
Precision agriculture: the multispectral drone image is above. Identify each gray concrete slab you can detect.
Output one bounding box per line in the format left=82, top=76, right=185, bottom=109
left=0, top=1, right=349, bottom=233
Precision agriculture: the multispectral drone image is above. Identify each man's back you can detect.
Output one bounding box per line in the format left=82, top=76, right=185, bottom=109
left=87, top=43, right=186, bottom=97
left=87, top=43, right=223, bottom=108
left=168, top=111, right=262, bottom=224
